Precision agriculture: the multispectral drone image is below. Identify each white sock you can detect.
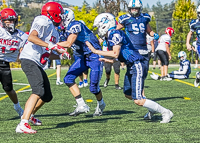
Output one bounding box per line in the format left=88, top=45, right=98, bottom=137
left=20, top=119, right=28, bottom=125
left=98, top=98, right=104, bottom=106
left=14, top=102, right=20, bottom=109
left=143, top=99, right=168, bottom=114
left=30, top=114, right=34, bottom=119
left=57, top=77, right=60, bottom=82
left=76, top=97, right=85, bottom=106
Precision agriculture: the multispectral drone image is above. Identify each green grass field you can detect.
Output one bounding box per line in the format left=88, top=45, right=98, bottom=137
left=0, top=66, right=200, bottom=142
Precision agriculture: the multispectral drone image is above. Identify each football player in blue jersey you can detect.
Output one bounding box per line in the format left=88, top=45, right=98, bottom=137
left=150, top=51, right=191, bottom=80
left=86, top=13, right=173, bottom=123
left=57, top=8, right=105, bottom=117
left=186, top=5, right=200, bottom=87
left=116, top=0, right=159, bottom=96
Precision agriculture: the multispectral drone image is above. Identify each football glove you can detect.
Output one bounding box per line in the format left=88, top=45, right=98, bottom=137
left=154, top=33, right=159, bottom=40
left=59, top=52, right=71, bottom=60
left=151, top=52, right=155, bottom=58
left=48, top=43, right=65, bottom=53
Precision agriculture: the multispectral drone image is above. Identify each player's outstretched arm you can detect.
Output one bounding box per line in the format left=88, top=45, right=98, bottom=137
left=86, top=41, right=120, bottom=58
left=186, top=31, right=193, bottom=51
left=28, top=30, right=48, bottom=47
left=57, top=33, right=78, bottom=48
left=146, top=24, right=159, bottom=40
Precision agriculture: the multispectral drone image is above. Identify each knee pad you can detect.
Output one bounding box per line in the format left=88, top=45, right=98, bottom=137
left=64, top=75, right=76, bottom=87
left=3, top=84, right=13, bottom=92
left=41, top=94, right=53, bottom=103
left=65, top=83, right=75, bottom=88
left=114, top=68, right=120, bottom=74
left=105, top=68, right=111, bottom=75
left=90, top=85, right=100, bottom=94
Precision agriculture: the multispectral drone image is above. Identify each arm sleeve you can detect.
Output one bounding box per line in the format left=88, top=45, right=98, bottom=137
left=107, top=33, right=123, bottom=50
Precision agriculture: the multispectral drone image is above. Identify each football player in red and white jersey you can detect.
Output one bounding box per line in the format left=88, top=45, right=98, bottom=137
left=146, top=34, right=155, bottom=60
left=0, top=8, right=27, bottom=118
left=16, top=2, right=69, bottom=134
left=156, top=27, right=174, bottom=81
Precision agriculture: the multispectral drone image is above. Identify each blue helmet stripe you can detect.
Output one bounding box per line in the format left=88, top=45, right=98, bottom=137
left=139, top=0, right=142, bottom=5
left=132, top=0, right=135, bottom=7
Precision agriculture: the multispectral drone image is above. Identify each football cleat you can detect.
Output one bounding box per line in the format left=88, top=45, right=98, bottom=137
left=56, top=81, right=63, bottom=85
left=104, top=78, right=110, bottom=87
left=78, top=82, right=84, bottom=88
left=144, top=111, right=155, bottom=120
left=194, top=72, right=200, bottom=87
left=115, top=85, right=122, bottom=90
left=150, top=72, right=159, bottom=80
left=93, top=102, right=106, bottom=117
left=160, top=110, right=173, bottom=123
left=14, top=106, right=24, bottom=117
left=29, top=116, right=42, bottom=126
left=162, top=77, right=172, bottom=81
left=16, top=123, right=37, bottom=134
left=69, top=104, right=90, bottom=116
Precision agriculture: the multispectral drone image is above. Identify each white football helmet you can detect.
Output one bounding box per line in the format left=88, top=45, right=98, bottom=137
left=178, top=51, right=187, bottom=61
left=128, top=0, right=143, bottom=17
left=93, top=13, right=116, bottom=38
left=63, top=8, right=75, bottom=28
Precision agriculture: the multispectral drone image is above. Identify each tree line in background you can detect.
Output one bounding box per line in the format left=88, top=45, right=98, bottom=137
left=2, top=0, right=199, bottom=64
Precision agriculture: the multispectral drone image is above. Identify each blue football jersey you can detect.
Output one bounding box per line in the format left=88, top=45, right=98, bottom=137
left=118, top=13, right=151, bottom=51
left=189, top=19, right=200, bottom=45
left=106, top=29, right=143, bottom=64
left=65, top=20, right=101, bottom=55
left=180, top=60, right=191, bottom=77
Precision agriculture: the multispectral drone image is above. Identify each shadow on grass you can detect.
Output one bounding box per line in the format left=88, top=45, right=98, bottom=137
left=99, top=84, right=123, bottom=88
left=85, top=110, right=135, bottom=118
left=7, top=110, right=135, bottom=121
left=7, top=113, right=69, bottom=121
left=138, top=115, right=175, bottom=123
left=39, top=117, right=122, bottom=130
left=151, top=96, right=184, bottom=102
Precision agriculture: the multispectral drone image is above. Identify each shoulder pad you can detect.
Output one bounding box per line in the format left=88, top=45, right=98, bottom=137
left=33, top=16, right=50, bottom=26
left=118, top=14, right=131, bottom=23
left=189, top=19, right=198, bottom=26
left=141, top=13, right=151, bottom=21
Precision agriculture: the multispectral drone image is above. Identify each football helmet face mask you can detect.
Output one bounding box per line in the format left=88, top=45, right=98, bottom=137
left=93, top=13, right=116, bottom=38
left=41, top=2, right=64, bottom=27
left=178, top=51, right=187, bottom=61
left=165, top=27, right=175, bottom=37
left=0, top=8, right=18, bottom=33
left=128, top=0, right=143, bottom=17
left=62, top=8, right=75, bottom=28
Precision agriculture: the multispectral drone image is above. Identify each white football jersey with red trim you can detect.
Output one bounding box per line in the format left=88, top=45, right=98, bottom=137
left=156, top=34, right=171, bottom=52
left=146, top=34, right=154, bottom=52
left=20, top=15, right=59, bottom=68
left=0, top=27, right=28, bottom=62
